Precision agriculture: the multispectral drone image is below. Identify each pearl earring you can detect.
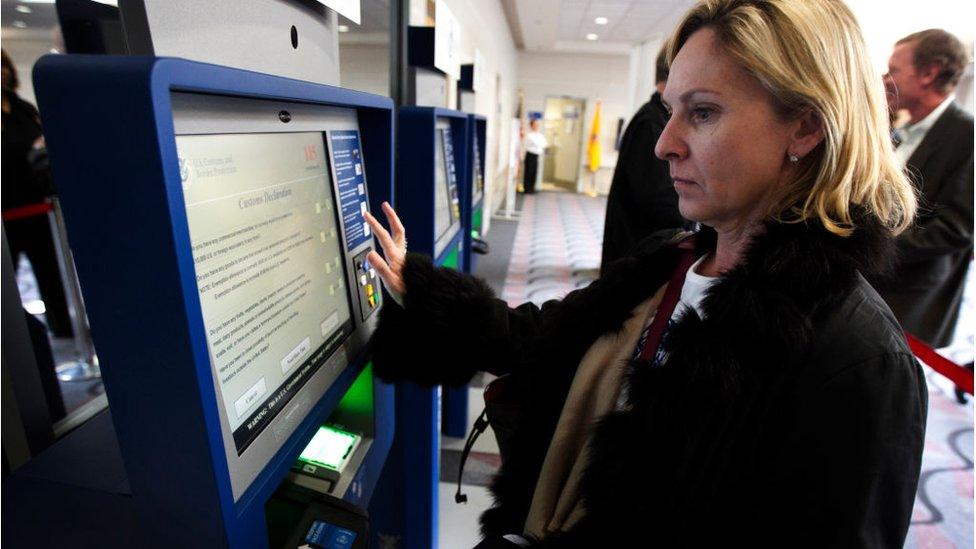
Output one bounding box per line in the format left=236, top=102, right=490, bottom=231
left=788, top=153, right=799, bottom=163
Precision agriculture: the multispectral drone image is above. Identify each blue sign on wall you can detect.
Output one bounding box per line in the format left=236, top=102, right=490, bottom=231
left=330, top=130, right=372, bottom=251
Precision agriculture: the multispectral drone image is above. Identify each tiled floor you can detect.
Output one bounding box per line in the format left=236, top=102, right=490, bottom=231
left=15, top=256, right=104, bottom=419
left=438, top=482, right=494, bottom=549
left=438, top=387, right=501, bottom=546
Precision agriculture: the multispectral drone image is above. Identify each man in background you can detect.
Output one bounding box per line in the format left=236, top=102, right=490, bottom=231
left=601, top=47, right=691, bottom=273
left=874, top=29, right=973, bottom=349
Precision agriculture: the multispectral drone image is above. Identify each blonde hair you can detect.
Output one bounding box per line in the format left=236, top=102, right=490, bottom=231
left=667, top=0, right=916, bottom=236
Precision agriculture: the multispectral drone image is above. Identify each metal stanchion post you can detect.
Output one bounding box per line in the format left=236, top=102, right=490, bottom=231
left=493, top=161, right=522, bottom=221
left=47, top=197, right=99, bottom=382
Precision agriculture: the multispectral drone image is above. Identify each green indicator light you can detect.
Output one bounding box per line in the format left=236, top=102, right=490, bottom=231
left=442, top=245, right=460, bottom=270
left=298, top=425, right=359, bottom=471
left=472, top=207, right=483, bottom=232
left=334, top=362, right=373, bottom=419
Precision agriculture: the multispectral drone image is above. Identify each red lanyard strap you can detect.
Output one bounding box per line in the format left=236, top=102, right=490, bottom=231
left=637, top=244, right=699, bottom=363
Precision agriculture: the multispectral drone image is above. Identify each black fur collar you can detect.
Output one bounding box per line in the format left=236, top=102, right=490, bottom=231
left=596, top=211, right=894, bottom=333
left=635, top=212, right=890, bottom=398
left=572, top=212, right=893, bottom=399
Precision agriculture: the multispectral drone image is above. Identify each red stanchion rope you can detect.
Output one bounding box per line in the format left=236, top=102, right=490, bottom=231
left=2, top=201, right=53, bottom=222
left=905, top=332, right=974, bottom=395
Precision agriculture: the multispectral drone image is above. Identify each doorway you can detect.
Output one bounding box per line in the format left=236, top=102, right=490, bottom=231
left=541, top=96, right=586, bottom=192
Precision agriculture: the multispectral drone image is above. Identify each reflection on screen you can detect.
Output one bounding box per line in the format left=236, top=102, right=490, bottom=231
left=433, top=129, right=452, bottom=242
left=177, top=132, right=353, bottom=454
left=472, top=133, right=483, bottom=205
left=443, top=129, right=461, bottom=225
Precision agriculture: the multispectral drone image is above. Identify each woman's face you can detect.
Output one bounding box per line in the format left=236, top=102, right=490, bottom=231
left=655, top=28, right=799, bottom=233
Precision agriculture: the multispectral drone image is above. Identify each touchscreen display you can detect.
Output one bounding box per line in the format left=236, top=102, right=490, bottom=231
left=442, top=128, right=461, bottom=224
left=177, top=132, right=353, bottom=453
left=433, top=129, right=452, bottom=241
left=472, top=133, right=483, bottom=204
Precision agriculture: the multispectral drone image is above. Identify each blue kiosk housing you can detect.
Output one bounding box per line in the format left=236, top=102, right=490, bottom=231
left=5, top=55, right=397, bottom=548
left=380, top=106, right=470, bottom=548
left=463, top=114, right=488, bottom=273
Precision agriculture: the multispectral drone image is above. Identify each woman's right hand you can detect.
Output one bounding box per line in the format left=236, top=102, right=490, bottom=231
left=363, top=202, right=407, bottom=306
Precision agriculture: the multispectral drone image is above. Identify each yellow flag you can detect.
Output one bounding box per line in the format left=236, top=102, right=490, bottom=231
left=587, top=101, right=602, bottom=173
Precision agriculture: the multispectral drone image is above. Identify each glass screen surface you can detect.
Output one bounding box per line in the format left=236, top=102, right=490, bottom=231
left=433, top=129, right=452, bottom=242
left=472, top=132, right=483, bottom=205
left=176, top=132, right=353, bottom=454
left=442, top=129, right=461, bottom=224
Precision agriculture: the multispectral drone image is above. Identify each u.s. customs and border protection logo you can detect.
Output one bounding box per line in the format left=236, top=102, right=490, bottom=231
left=179, top=157, right=191, bottom=192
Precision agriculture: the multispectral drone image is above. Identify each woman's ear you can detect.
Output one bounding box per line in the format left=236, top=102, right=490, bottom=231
left=790, top=109, right=825, bottom=159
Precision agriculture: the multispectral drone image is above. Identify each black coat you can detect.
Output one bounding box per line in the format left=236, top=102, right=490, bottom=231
left=870, top=101, right=974, bottom=347
left=601, top=92, right=691, bottom=272
left=373, top=216, right=927, bottom=547
left=1, top=90, right=48, bottom=208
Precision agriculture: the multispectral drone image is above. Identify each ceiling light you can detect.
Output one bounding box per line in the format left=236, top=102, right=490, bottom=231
left=16, top=5, right=33, bottom=13
left=594, top=17, right=608, bottom=25
left=586, top=33, right=598, bottom=41
left=24, top=299, right=46, bottom=315
left=13, top=21, right=28, bottom=28
left=337, top=24, right=349, bottom=32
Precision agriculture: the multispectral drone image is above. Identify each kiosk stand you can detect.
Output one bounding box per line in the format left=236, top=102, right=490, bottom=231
left=3, top=54, right=395, bottom=548
left=463, top=115, right=488, bottom=274
left=373, top=106, right=470, bottom=548
left=396, top=107, right=472, bottom=440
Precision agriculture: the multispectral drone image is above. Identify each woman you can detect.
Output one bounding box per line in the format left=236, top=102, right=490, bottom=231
left=365, top=0, right=926, bottom=546
left=2, top=49, right=73, bottom=339
left=522, top=118, right=547, bottom=194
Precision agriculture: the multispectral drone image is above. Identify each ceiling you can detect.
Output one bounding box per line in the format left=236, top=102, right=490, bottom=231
left=2, top=0, right=698, bottom=55
left=505, top=0, right=697, bottom=55
left=0, top=0, right=390, bottom=41
left=1, top=0, right=60, bottom=38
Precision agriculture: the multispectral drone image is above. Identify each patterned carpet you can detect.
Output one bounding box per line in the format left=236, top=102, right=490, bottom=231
left=500, top=192, right=605, bottom=306
left=907, top=372, right=974, bottom=548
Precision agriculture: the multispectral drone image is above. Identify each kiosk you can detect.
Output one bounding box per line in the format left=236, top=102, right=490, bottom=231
left=379, top=106, right=469, bottom=548
left=463, top=114, right=488, bottom=273
left=3, top=54, right=395, bottom=548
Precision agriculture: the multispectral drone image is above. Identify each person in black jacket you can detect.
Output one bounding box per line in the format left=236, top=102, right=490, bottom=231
left=601, top=47, right=692, bottom=273
left=365, top=1, right=926, bottom=546
left=1, top=49, right=73, bottom=338
left=870, top=29, right=974, bottom=349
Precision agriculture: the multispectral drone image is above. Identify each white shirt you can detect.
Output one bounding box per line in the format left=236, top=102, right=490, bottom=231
left=614, top=254, right=718, bottom=410
left=673, top=254, right=719, bottom=321
left=524, top=131, right=548, bottom=156
left=894, top=95, right=955, bottom=168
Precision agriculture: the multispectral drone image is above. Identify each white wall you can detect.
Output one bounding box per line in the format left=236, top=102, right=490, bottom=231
left=846, top=0, right=974, bottom=75
left=628, top=38, right=666, bottom=116
left=413, top=0, right=520, bottom=225
left=2, top=35, right=57, bottom=107
left=339, top=42, right=391, bottom=97
left=846, top=0, right=974, bottom=113
left=518, top=51, right=631, bottom=191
